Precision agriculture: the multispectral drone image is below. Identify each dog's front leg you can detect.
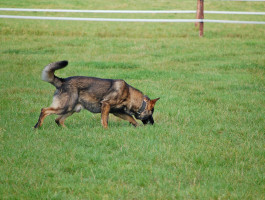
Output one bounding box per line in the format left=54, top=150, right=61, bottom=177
left=113, top=113, right=138, bottom=127
left=101, top=101, right=110, bottom=129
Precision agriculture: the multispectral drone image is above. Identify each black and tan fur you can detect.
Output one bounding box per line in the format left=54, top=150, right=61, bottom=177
left=34, top=61, right=159, bottom=129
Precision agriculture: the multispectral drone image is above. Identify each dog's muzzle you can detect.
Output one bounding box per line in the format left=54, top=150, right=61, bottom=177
left=141, top=116, right=154, bottom=125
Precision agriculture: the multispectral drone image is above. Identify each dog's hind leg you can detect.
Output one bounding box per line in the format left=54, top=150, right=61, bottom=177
left=34, top=107, right=65, bottom=128
left=113, top=113, right=138, bottom=127
left=55, top=112, right=74, bottom=127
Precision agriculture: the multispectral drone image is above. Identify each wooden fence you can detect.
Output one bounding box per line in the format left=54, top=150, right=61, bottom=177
left=0, top=2, right=264, bottom=37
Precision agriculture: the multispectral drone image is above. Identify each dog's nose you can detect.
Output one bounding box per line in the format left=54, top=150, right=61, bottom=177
left=149, top=116, right=154, bottom=125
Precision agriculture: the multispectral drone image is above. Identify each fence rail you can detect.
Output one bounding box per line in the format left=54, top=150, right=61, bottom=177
left=1, top=15, right=265, bottom=25
left=0, top=8, right=265, bottom=15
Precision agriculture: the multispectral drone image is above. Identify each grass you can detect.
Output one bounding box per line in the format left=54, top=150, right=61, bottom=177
left=0, top=1, right=265, bottom=199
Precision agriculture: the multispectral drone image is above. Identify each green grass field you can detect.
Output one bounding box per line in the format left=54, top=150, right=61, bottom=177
left=0, top=0, right=264, bottom=199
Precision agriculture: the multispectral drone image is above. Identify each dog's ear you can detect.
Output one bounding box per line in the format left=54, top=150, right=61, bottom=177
left=150, top=98, right=160, bottom=108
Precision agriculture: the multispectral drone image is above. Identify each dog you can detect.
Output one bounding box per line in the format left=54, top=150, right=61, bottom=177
left=34, top=61, right=159, bottom=129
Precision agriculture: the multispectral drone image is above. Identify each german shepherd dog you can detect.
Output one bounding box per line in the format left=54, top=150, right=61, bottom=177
left=34, top=61, right=159, bottom=129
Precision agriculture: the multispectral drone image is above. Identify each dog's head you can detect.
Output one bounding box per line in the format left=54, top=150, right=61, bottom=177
left=135, top=97, right=160, bottom=125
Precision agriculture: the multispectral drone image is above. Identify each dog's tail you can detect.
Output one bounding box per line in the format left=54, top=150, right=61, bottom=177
left=42, top=60, right=68, bottom=88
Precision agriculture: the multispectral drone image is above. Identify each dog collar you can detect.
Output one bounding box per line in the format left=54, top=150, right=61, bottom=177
left=136, top=99, right=147, bottom=115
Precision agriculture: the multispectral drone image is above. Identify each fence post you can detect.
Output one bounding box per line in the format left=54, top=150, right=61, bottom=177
left=199, top=0, right=204, bottom=37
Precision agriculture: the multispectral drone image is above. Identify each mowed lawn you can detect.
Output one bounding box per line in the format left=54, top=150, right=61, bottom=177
left=0, top=1, right=264, bottom=199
